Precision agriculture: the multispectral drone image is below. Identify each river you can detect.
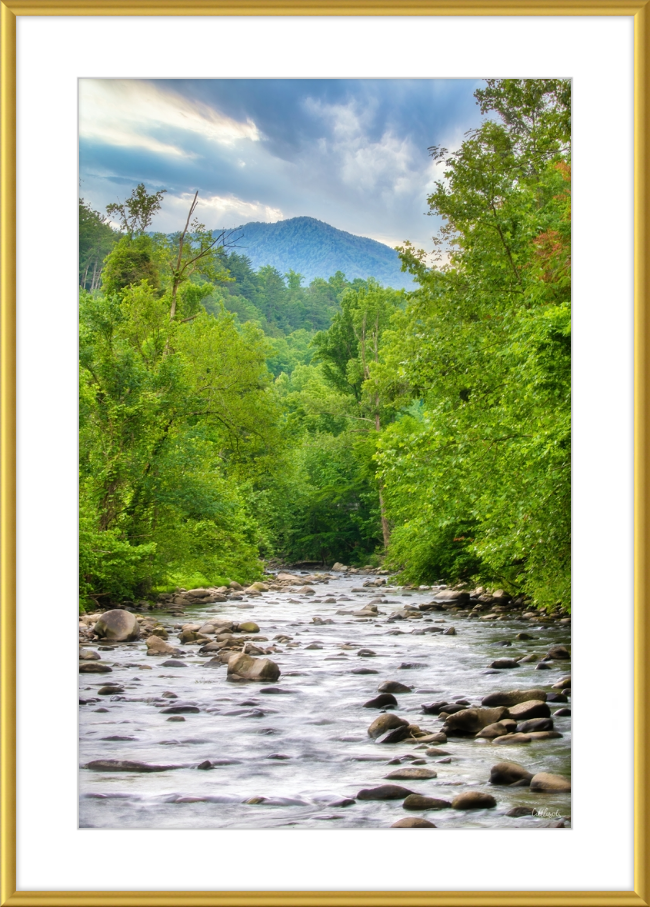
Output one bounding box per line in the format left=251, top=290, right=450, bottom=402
left=79, top=573, right=571, bottom=829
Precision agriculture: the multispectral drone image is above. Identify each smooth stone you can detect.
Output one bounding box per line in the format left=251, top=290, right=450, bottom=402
left=79, top=648, right=101, bottom=661
left=364, top=693, right=398, bottom=709
left=452, top=791, right=497, bottom=810
left=376, top=726, right=410, bottom=744
left=481, top=689, right=548, bottom=707
left=476, top=720, right=517, bottom=738
left=424, top=747, right=451, bottom=756
left=489, top=762, right=534, bottom=785
left=239, top=622, right=260, bottom=633
left=493, top=733, right=533, bottom=745
left=97, top=684, right=124, bottom=695
left=519, top=717, right=554, bottom=733
left=384, top=767, right=437, bottom=780
left=167, top=716, right=185, bottom=722
left=506, top=806, right=535, bottom=817
left=530, top=772, right=571, bottom=792
left=161, top=659, right=187, bottom=667
left=391, top=817, right=436, bottom=827
left=402, top=794, right=451, bottom=811
left=357, top=649, right=377, bottom=657
left=490, top=659, right=520, bottom=669
left=351, top=668, right=379, bottom=675
left=79, top=663, right=112, bottom=674
left=546, top=645, right=571, bottom=659
left=93, top=609, right=140, bottom=642
left=85, top=760, right=177, bottom=772
left=227, top=653, right=281, bottom=682
left=367, top=713, right=409, bottom=740
left=378, top=681, right=413, bottom=693
left=507, top=700, right=551, bottom=720
left=552, top=675, right=571, bottom=690
left=357, top=785, right=414, bottom=801
left=554, top=707, right=571, bottom=716
left=160, top=704, right=200, bottom=714
left=443, top=707, right=509, bottom=736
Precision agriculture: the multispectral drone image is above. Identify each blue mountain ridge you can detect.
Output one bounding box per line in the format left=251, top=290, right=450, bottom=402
left=214, top=216, right=414, bottom=290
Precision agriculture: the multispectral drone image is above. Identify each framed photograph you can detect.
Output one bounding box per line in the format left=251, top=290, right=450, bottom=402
left=0, top=1, right=646, bottom=904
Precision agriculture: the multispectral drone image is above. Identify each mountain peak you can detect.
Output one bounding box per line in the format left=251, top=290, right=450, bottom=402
left=218, top=217, right=412, bottom=289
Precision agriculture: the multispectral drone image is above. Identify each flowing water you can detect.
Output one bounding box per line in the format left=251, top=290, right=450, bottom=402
left=79, top=575, right=571, bottom=829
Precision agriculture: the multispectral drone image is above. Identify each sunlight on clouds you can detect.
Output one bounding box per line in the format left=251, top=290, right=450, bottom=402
left=79, top=80, right=261, bottom=156
left=166, top=192, right=283, bottom=227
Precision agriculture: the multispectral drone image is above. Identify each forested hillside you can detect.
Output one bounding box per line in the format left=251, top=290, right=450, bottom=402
left=79, top=78, right=571, bottom=613
left=220, top=217, right=414, bottom=290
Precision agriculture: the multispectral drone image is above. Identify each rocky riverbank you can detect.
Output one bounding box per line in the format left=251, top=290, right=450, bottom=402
left=79, top=571, right=571, bottom=829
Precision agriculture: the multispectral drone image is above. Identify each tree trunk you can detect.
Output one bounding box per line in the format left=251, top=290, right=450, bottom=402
left=378, top=483, right=391, bottom=548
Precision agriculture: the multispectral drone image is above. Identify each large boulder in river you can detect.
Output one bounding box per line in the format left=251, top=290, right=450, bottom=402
left=431, top=589, right=470, bottom=603
left=489, top=762, right=534, bottom=785
left=93, top=609, right=140, bottom=641
left=443, top=707, right=508, bottom=736
left=367, top=713, right=409, bottom=740
left=530, top=772, right=571, bottom=792
left=481, top=689, right=548, bottom=707
left=226, top=652, right=280, bottom=682
left=507, top=700, right=551, bottom=721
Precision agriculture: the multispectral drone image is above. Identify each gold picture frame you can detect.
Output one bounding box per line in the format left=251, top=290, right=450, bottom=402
left=1, top=1, right=647, bottom=904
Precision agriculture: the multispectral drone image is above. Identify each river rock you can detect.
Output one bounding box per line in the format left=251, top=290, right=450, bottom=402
left=493, top=733, right=532, bottom=745
left=357, top=649, right=377, bottom=657
left=161, top=659, right=187, bottom=667
left=402, top=794, right=451, bottom=811
left=161, top=703, right=200, bottom=714
left=357, top=784, right=414, bottom=800
left=554, top=707, right=571, bottom=716
left=384, top=767, right=437, bottom=780
left=364, top=693, right=398, bottom=709
left=526, top=730, right=563, bottom=740
left=476, top=720, right=517, bottom=739
left=481, top=689, right=548, bottom=707
left=376, top=725, right=410, bottom=744
left=432, top=590, right=470, bottom=603
left=367, top=713, right=409, bottom=740
left=443, top=707, right=508, bottom=736
left=240, top=622, right=260, bottom=633
left=489, top=762, right=534, bottom=785
left=425, top=747, right=450, bottom=757
left=79, top=662, right=112, bottom=674
left=79, top=648, right=101, bottom=661
left=97, top=684, right=124, bottom=695
left=546, top=645, right=571, bottom=659
left=553, top=675, right=571, bottom=689
left=452, top=791, right=497, bottom=810
left=507, top=700, right=551, bottom=720
left=93, top=609, right=140, bottom=642
left=530, top=772, right=571, bottom=792
left=391, top=817, right=436, bottom=827
left=378, top=681, right=412, bottom=694
left=519, top=717, right=554, bottom=733
left=506, top=806, right=535, bottom=817
left=227, top=652, right=281, bottom=682
left=490, top=658, right=520, bottom=669
left=85, top=760, right=177, bottom=772
left=146, top=635, right=181, bottom=656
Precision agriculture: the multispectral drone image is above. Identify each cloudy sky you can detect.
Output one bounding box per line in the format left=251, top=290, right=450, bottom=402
left=79, top=79, right=485, bottom=251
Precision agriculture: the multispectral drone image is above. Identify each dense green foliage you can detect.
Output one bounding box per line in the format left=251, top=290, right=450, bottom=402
left=376, top=79, right=571, bottom=609
left=220, top=216, right=413, bottom=289
left=79, top=199, right=118, bottom=290
left=79, top=79, right=571, bottom=611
